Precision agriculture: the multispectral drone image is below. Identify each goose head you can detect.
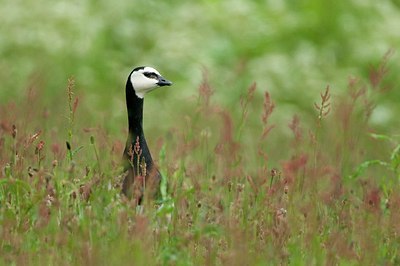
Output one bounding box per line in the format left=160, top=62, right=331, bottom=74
left=129, top=66, right=172, bottom=99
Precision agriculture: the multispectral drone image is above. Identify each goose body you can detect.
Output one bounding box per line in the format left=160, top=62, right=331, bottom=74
left=122, top=66, right=172, bottom=201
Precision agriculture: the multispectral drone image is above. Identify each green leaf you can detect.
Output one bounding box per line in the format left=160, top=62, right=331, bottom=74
left=156, top=199, right=175, bottom=216
left=159, top=144, right=168, bottom=200
left=72, top=145, right=84, bottom=156
left=348, top=160, right=389, bottom=180
left=369, top=133, right=393, bottom=143
left=390, top=144, right=400, bottom=171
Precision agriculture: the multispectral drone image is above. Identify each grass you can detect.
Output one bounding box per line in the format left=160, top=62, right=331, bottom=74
left=1, top=53, right=400, bottom=265
left=1, top=1, right=400, bottom=264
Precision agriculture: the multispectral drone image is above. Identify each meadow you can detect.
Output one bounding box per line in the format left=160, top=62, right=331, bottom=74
left=1, top=0, right=400, bottom=265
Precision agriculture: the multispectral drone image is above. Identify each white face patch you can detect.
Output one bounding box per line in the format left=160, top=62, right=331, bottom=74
left=130, top=67, right=162, bottom=99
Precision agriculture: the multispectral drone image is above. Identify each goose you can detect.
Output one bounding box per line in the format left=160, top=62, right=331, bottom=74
left=122, top=66, right=172, bottom=202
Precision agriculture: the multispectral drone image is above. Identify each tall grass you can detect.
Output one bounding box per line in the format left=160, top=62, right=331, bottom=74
left=0, top=54, right=399, bottom=265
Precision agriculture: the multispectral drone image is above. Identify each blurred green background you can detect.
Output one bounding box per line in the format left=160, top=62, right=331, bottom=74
left=1, top=0, right=399, bottom=141
left=1, top=2, right=400, bottom=264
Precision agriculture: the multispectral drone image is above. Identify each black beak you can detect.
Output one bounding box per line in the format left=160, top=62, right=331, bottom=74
left=157, top=77, right=173, bottom=86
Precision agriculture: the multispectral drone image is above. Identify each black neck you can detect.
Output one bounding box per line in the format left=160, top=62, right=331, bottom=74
left=126, top=79, right=144, bottom=134
left=125, top=79, right=154, bottom=167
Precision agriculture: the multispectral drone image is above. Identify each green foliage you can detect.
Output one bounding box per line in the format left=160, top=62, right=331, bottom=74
left=1, top=0, right=400, bottom=264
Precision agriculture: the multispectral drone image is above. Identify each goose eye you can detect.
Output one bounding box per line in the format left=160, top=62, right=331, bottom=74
left=144, top=72, right=158, bottom=79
